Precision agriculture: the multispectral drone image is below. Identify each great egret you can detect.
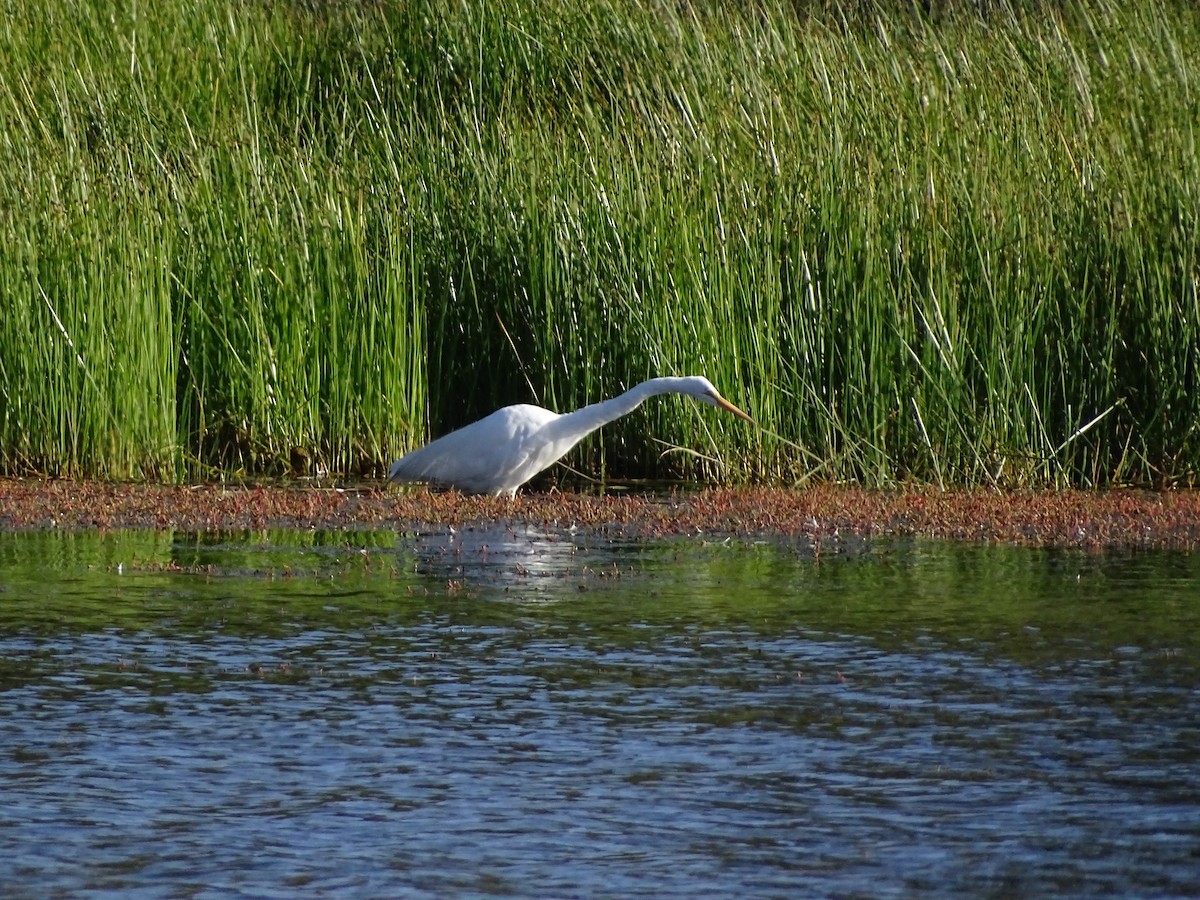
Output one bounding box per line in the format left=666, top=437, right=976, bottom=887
left=388, top=375, right=753, bottom=497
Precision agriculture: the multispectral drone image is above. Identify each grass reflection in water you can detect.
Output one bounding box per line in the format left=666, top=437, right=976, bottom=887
left=0, top=528, right=1198, bottom=897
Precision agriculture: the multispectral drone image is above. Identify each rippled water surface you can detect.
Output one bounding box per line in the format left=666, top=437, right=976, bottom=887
left=2, top=525, right=1199, bottom=897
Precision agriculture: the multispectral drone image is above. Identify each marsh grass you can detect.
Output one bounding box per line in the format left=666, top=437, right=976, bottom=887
left=0, top=0, right=1197, bottom=485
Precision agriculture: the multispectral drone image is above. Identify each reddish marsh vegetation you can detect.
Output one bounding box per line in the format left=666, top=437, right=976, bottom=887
left=1, top=480, right=1198, bottom=550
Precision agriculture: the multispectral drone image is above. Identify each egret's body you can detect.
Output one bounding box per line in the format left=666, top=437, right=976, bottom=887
left=388, top=376, right=753, bottom=497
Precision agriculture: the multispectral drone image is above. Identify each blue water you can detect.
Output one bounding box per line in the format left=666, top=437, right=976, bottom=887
left=1, top=527, right=1198, bottom=896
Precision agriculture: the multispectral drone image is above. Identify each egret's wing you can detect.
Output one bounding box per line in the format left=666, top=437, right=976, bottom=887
left=389, top=405, right=557, bottom=494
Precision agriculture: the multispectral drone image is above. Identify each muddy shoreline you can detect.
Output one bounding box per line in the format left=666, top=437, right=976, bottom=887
left=2, top=479, right=1199, bottom=550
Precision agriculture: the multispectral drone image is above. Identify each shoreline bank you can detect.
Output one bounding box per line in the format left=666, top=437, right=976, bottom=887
left=1, top=480, right=1197, bottom=550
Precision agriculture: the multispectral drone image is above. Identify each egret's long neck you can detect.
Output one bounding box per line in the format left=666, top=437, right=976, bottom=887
left=546, top=378, right=690, bottom=444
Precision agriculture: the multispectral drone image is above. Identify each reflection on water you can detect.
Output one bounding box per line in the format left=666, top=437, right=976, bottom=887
left=1, top=527, right=1199, bottom=896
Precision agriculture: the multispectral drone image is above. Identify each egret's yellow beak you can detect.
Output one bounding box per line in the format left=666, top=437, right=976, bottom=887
left=715, top=394, right=755, bottom=424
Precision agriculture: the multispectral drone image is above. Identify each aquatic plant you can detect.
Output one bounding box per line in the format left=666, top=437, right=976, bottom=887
left=0, top=0, right=1196, bottom=486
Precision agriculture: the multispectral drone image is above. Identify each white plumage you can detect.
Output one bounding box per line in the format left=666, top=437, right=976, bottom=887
left=387, top=375, right=753, bottom=497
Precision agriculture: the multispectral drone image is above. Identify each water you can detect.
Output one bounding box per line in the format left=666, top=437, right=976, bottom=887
left=1, top=526, right=1199, bottom=897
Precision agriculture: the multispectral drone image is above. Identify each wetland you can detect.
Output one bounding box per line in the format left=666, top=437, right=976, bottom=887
left=1, top=483, right=1198, bottom=896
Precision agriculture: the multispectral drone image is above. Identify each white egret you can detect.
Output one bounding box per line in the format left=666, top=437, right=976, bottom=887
left=387, top=375, right=753, bottom=497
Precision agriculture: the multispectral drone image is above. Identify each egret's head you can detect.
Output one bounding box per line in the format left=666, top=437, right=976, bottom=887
left=685, top=376, right=755, bottom=423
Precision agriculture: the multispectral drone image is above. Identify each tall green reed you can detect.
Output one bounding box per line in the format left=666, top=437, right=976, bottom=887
left=0, top=0, right=428, bottom=478
left=0, top=0, right=1197, bottom=486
